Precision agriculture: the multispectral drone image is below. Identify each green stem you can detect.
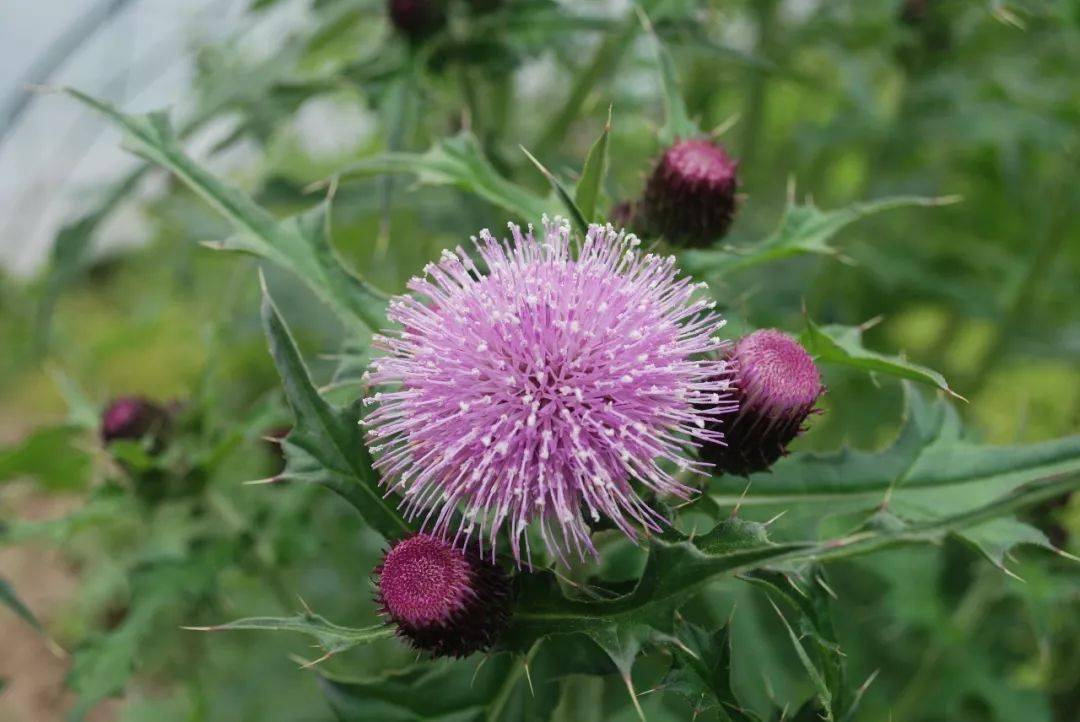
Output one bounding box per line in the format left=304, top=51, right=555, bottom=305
left=738, top=0, right=778, bottom=174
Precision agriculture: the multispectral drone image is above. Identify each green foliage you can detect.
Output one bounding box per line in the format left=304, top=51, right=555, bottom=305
left=573, top=107, right=612, bottom=224
left=682, top=190, right=959, bottom=276
left=65, top=90, right=388, bottom=332
left=662, top=621, right=760, bottom=721
left=801, top=316, right=962, bottom=399
left=0, top=424, right=91, bottom=491
left=188, top=610, right=393, bottom=659
left=260, top=276, right=412, bottom=540
left=339, top=132, right=551, bottom=223
left=3, top=2, right=1079, bottom=721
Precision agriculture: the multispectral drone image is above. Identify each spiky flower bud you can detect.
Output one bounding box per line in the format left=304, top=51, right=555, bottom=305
left=101, top=397, right=169, bottom=445
left=388, top=0, right=446, bottom=42
left=642, top=138, right=739, bottom=247
left=375, top=534, right=510, bottom=658
left=702, top=330, right=822, bottom=476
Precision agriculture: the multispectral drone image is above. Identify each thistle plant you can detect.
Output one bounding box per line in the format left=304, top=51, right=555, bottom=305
left=7, top=3, right=1080, bottom=721
left=363, top=219, right=733, bottom=565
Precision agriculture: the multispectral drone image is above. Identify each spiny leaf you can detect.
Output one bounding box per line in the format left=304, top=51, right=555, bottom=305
left=768, top=598, right=833, bottom=721
left=802, top=315, right=963, bottom=400
left=709, top=384, right=1080, bottom=566
left=682, top=189, right=959, bottom=276
left=319, top=653, right=552, bottom=722
left=574, top=106, right=612, bottom=223
left=260, top=275, right=412, bottom=541
left=519, top=146, right=588, bottom=235
left=337, top=132, right=551, bottom=222
left=663, top=621, right=762, bottom=722
left=959, top=518, right=1066, bottom=575
left=745, top=569, right=847, bottom=720
left=501, top=518, right=813, bottom=674
left=637, top=6, right=698, bottom=145
left=710, top=384, right=1080, bottom=510
left=186, top=611, right=394, bottom=658
left=503, top=471, right=1078, bottom=686
left=64, top=89, right=388, bottom=332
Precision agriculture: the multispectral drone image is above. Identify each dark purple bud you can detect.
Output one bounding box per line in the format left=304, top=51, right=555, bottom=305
left=388, top=0, right=446, bottom=43
left=642, top=138, right=740, bottom=247
left=702, top=330, right=823, bottom=476
left=101, top=397, right=169, bottom=445
left=375, top=534, right=510, bottom=658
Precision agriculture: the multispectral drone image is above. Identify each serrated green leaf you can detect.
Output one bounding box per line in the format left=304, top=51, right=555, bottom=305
left=260, top=275, right=412, bottom=541
left=0, top=575, right=44, bottom=635
left=502, top=518, right=813, bottom=674
left=574, top=107, right=612, bottom=223
left=64, top=89, right=387, bottom=332
left=320, top=654, right=536, bottom=722
left=802, top=316, right=962, bottom=399
left=746, top=569, right=848, bottom=721
left=520, top=146, right=588, bottom=234
left=663, top=621, right=761, bottom=722
left=710, top=384, right=1080, bottom=512
left=959, top=518, right=1061, bottom=573
left=768, top=598, right=833, bottom=721
left=188, top=612, right=393, bottom=657
left=682, top=193, right=958, bottom=275
left=338, top=132, right=550, bottom=222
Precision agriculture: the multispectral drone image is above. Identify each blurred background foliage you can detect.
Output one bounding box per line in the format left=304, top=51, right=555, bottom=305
left=0, top=0, right=1078, bottom=720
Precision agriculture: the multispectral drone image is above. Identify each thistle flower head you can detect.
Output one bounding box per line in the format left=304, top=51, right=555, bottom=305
left=702, top=329, right=822, bottom=476
left=364, top=219, right=732, bottom=565
left=642, top=138, right=740, bottom=247
left=101, top=396, right=169, bottom=445
left=375, top=533, right=510, bottom=658
left=387, top=0, right=446, bottom=42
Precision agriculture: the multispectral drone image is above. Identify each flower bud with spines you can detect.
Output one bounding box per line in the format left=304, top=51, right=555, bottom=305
left=642, top=138, right=740, bottom=247
left=101, top=396, right=170, bottom=446
left=375, top=533, right=511, bottom=658
left=702, top=330, right=823, bottom=476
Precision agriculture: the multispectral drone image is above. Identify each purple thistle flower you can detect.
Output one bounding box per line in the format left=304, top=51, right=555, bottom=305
left=701, top=329, right=823, bottom=476
left=101, top=396, right=169, bottom=445
left=364, top=219, right=733, bottom=565
left=375, top=533, right=510, bottom=658
left=642, top=138, right=740, bottom=247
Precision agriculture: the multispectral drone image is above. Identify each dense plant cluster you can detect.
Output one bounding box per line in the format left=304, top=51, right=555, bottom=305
left=1, top=2, right=1079, bottom=722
